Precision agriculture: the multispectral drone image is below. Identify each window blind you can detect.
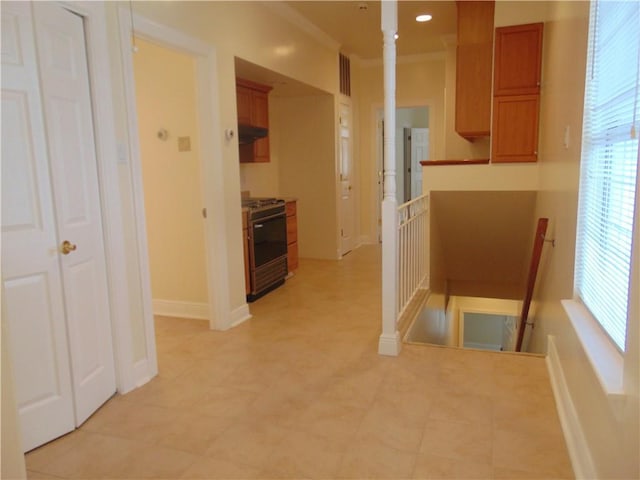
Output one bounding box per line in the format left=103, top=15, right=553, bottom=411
left=576, top=0, right=640, bottom=352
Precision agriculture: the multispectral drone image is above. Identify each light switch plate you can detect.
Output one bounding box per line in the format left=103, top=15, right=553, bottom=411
left=178, top=136, right=191, bottom=152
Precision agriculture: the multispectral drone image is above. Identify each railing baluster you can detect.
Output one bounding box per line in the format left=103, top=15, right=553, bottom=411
left=395, top=194, right=429, bottom=318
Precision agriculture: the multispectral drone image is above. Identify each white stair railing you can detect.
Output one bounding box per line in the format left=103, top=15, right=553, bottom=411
left=397, top=194, right=429, bottom=317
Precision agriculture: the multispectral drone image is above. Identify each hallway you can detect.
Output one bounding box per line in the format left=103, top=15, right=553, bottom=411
left=25, top=245, right=573, bottom=479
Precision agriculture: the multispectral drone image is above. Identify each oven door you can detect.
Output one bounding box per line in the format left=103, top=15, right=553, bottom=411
left=250, top=212, right=288, bottom=268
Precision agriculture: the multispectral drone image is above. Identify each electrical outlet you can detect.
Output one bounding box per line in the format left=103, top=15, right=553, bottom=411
left=178, top=136, right=191, bottom=152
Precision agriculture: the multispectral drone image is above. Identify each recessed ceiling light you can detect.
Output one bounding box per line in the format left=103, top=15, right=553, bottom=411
left=394, top=33, right=399, bottom=39
left=416, top=14, right=433, bottom=22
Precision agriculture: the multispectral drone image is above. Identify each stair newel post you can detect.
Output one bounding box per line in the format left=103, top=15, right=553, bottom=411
left=378, top=0, right=401, bottom=356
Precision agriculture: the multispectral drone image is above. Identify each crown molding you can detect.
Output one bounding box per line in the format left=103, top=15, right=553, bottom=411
left=263, top=2, right=341, bottom=52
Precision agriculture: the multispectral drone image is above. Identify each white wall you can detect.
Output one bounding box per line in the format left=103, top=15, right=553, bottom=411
left=101, top=1, right=342, bottom=347
left=133, top=37, right=208, bottom=308
left=356, top=56, right=446, bottom=244
left=274, top=94, right=338, bottom=259
left=498, top=1, right=640, bottom=478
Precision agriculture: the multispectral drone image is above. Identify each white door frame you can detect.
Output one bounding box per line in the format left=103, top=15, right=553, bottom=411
left=117, top=9, right=232, bottom=335
left=338, top=97, right=355, bottom=257
left=57, top=2, right=139, bottom=394
left=373, top=102, right=434, bottom=243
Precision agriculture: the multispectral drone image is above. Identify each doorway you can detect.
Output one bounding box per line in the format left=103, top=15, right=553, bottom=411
left=132, top=37, right=209, bottom=320
left=339, top=101, right=354, bottom=256
left=118, top=8, right=234, bottom=331
left=376, top=106, right=430, bottom=241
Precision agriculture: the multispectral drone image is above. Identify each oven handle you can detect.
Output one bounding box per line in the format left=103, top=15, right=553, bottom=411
left=251, top=212, right=286, bottom=226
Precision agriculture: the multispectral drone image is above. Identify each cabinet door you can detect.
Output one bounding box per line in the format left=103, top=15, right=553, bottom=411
left=236, top=85, right=252, bottom=125
left=457, top=1, right=495, bottom=45
left=494, top=23, right=543, bottom=96
left=456, top=43, right=493, bottom=137
left=491, top=94, right=539, bottom=163
left=253, top=137, right=270, bottom=163
left=286, top=214, right=298, bottom=245
left=252, top=91, right=269, bottom=128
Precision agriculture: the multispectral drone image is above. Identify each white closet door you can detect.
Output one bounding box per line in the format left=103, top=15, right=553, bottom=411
left=33, top=2, right=116, bottom=426
left=1, top=2, right=116, bottom=452
left=1, top=1, right=75, bottom=452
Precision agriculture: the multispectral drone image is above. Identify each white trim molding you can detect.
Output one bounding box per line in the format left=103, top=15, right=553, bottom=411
left=152, top=300, right=209, bottom=320
left=117, top=8, right=235, bottom=336
left=61, top=1, right=139, bottom=394
left=378, top=332, right=402, bottom=356
left=230, top=304, right=252, bottom=328
left=546, top=335, right=598, bottom=479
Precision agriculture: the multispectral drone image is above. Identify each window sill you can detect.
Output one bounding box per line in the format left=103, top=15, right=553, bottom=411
left=561, top=299, right=626, bottom=409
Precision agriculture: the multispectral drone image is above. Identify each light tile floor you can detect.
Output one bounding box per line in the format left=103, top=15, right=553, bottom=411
left=25, top=245, right=573, bottom=479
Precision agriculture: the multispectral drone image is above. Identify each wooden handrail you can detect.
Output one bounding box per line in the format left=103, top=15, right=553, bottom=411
left=515, top=217, right=549, bottom=352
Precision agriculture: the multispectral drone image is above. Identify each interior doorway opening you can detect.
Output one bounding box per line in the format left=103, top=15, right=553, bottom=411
left=132, top=36, right=209, bottom=321
left=376, top=106, right=430, bottom=242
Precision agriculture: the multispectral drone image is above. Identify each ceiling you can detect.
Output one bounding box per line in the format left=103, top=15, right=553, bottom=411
left=284, top=1, right=458, bottom=60
left=235, top=1, right=458, bottom=95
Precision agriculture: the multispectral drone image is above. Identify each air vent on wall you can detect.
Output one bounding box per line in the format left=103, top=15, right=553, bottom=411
left=339, top=52, right=351, bottom=97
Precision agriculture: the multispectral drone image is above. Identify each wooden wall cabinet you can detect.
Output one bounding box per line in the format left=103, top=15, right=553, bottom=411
left=455, top=0, right=495, bottom=139
left=493, top=23, right=543, bottom=96
left=236, top=78, right=272, bottom=163
left=286, top=200, right=298, bottom=272
left=491, top=23, right=544, bottom=163
left=491, top=94, right=540, bottom=163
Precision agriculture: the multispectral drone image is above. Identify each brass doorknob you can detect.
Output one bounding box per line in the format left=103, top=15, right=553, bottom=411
left=61, top=240, right=77, bottom=255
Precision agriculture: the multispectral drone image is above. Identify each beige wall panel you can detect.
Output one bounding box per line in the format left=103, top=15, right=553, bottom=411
left=274, top=95, right=338, bottom=259
left=513, top=1, right=640, bottom=477
left=133, top=38, right=208, bottom=304
left=356, top=58, right=446, bottom=243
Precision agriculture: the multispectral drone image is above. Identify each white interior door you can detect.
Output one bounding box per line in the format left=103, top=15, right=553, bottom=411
left=410, top=128, right=428, bottom=199
left=1, top=1, right=76, bottom=452
left=339, top=102, right=354, bottom=255
left=34, top=2, right=116, bottom=426
left=1, top=2, right=116, bottom=452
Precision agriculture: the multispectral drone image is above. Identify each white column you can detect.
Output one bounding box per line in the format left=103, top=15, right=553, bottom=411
left=378, top=0, right=401, bottom=356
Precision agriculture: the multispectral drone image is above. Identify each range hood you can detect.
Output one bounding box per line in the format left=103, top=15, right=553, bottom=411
left=238, top=124, right=268, bottom=145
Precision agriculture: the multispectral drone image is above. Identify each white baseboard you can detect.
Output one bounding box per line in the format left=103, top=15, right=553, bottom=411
left=378, top=332, right=402, bottom=356
left=230, top=303, right=252, bottom=328
left=546, top=335, right=597, bottom=479
left=359, top=234, right=376, bottom=245
left=152, top=299, right=208, bottom=320
left=117, top=357, right=157, bottom=395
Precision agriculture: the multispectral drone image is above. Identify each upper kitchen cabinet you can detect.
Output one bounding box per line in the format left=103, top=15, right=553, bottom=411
left=492, top=22, right=544, bottom=163
left=455, top=1, right=495, bottom=139
left=236, top=78, right=272, bottom=163
left=493, top=23, right=544, bottom=96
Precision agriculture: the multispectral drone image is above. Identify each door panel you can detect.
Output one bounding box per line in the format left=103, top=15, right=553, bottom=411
left=339, top=103, right=354, bottom=255
left=34, top=2, right=116, bottom=426
left=410, top=128, right=428, bottom=199
left=1, top=1, right=75, bottom=452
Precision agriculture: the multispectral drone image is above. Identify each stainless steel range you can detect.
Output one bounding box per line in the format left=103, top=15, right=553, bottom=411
left=242, top=197, right=288, bottom=301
